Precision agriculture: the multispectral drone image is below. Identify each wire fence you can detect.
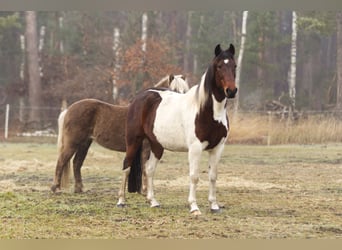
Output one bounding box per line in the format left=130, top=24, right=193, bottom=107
left=2, top=103, right=342, bottom=144
left=0, top=104, right=62, bottom=140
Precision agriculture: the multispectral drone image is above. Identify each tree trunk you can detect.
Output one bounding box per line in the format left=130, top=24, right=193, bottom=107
left=25, top=11, right=42, bottom=128
left=233, top=11, right=248, bottom=115
left=257, top=34, right=264, bottom=85
left=19, top=34, right=26, bottom=123
left=288, top=11, right=297, bottom=113
left=141, top=12, right=148, bottom=54
left=183, top=11, right=192, bottom=73
left=112, top=27, right=120, bottom=103
left=336, top=12, right=342, bottom=109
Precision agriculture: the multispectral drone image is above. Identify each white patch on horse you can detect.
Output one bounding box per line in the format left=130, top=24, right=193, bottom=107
left=224, top=59, right=229, bottom=64
left=211, top=95, right=228, bottom=128
left=151, top=88, right=200, bottom=152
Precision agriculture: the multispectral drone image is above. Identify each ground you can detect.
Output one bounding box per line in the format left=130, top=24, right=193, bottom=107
left=0, top=141, right=341, bottom=239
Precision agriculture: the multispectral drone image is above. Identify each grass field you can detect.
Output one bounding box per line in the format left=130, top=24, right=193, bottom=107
left=0, top=142, right=341, bottom=239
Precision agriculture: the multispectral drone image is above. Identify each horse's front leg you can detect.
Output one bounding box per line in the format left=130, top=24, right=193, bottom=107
left=145, top=152, right=160, bottom=207
left=116, top=167, right=130, bottom=207
left=208, top=143, right=225, bottom=213
left=188, top=142, right=203, bottom=215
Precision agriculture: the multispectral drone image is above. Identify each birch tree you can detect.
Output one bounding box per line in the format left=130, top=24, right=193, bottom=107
left=141, top=12, right=148, bottom=55
left=336, top=11, right=342, bottom=109
left=19, top=34, right=25, bottom=122
left=25, top=11, right=42, bottom=127
left=233, top=10, right=248, bottom=114
left=184, top=11, right=192, bottom=73
left=112, top=27, right=120, bottom=102
left=288, top=11, right=297, bottom=113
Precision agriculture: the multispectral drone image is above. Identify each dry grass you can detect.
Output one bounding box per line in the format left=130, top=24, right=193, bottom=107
left=229, top=112, right=342, bottom=145
left=0, top=142, right=342, bottom=239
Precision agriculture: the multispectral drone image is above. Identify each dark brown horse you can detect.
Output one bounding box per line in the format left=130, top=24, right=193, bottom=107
left=51, top=75, right=189, bottom=194
left=118, top=44, right=237, bottom=215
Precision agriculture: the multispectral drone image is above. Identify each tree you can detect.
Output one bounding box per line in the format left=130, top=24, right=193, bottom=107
left=233, top=11, right=248, bottom=114
left=337, top=11, right=342, bottom=109
left=288, top=11, right=297, bottom=113
left=296, top=11, right=336, bottom=109
left=25, top=11, right=42, bottom=128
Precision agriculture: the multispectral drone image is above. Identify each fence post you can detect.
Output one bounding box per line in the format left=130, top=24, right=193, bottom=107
left=5, top=104, right=10, bottom=139
left=267, top=111, right=272, bottom=146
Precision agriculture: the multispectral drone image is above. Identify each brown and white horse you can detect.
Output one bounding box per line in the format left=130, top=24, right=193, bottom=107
left=118, top=44, right=237, bottom=215
left=51, top=75, right=189, bottom=194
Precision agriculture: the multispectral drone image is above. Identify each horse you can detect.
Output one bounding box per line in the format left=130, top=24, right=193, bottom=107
left=51, top=74, right=189, bottom=194
left=118, top=44, right=237, bottom=215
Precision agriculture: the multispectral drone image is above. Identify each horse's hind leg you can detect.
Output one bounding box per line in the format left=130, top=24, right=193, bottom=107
left=117, top=138, right=144, bottom=207
left=140, top=139, right=151, bottom=194
left=145, top=151, right=161, bottom=207
left=51, top=147, right=76, bottom=193
left=72, top=139, right=92, bottom=193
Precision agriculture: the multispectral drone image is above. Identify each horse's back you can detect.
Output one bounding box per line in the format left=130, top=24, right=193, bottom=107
left=63, top=99, right=128, bottom=151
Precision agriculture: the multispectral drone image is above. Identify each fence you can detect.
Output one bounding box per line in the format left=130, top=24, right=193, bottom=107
left=0, top=104, right=62, bottom=140
left=2, top=103, right=342, bottom=144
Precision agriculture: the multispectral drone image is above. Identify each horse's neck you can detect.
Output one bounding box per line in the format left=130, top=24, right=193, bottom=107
left=194, top=72, right=227, bottom=119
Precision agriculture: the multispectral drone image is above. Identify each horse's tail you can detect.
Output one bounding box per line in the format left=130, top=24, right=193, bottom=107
left=128, top=144, right=143, bottom=193
left=57, top=109, right=71, bottom=189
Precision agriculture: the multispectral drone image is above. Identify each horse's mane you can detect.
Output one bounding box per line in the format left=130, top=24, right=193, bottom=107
left=196, top=63, right=214, bottom=111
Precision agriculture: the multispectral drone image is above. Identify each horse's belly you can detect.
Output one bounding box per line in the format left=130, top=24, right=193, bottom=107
left=153, top=122, right=188, bottom=151
left=152, top=91, right=196, bottom=152
left=153, top=110, right=190, bottom=152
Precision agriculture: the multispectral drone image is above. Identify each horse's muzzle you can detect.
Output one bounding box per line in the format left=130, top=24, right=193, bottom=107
left=226, top=88, right=238, bottom=99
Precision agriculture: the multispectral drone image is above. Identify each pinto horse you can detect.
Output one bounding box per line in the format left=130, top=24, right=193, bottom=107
left=51, top=75, right=189, bottom=194
left=118, top=44, right=237, bottom=215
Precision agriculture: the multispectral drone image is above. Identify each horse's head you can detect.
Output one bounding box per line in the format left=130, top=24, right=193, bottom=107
left=213, top=44, right=237, bottom=99
left=169, top=74, right=189, bottom=93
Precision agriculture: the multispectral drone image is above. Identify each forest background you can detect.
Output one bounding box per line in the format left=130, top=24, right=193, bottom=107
left=0, top=11, right=341, bottom=135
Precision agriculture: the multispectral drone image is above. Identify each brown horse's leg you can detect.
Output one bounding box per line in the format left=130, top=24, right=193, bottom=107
left=51, top=147, right=76, bottom=193
left=72, top=139, right=92, bottom=193
left=117, top=139, right=143, bottom=207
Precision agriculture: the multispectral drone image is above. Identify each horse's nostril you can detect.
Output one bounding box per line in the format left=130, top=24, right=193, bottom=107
left=226, top=88, right=237, bottom=98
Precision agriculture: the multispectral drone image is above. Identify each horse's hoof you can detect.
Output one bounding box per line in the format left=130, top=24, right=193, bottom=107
left=191, top=210, right=202, bottom=216
left=51, top=185, right=61, bottom=193
left=150, top=199, right=160, bottom=208
left=210, top=208, right=222, bottom=214
left=116, top=203, right=126, bottom=208
left=151, top=204, right=161, bottom=208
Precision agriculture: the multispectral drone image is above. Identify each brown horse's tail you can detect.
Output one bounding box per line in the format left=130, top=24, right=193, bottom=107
left=128, top=144, right=143, bottom=193
left=57, top=109, right=71, bottom=189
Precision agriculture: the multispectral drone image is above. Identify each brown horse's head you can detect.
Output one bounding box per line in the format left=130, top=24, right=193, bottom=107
left=213, top=44, right=237, bottom=99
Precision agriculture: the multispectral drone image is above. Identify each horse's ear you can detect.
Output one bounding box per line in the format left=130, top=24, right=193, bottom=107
left=215, top=44, right=222, bottom=57
left=169, top=74, right=174, bottom=84
left=181, top=75, right=186, bottom=81
left=228, top=43, right=235, bottom=56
